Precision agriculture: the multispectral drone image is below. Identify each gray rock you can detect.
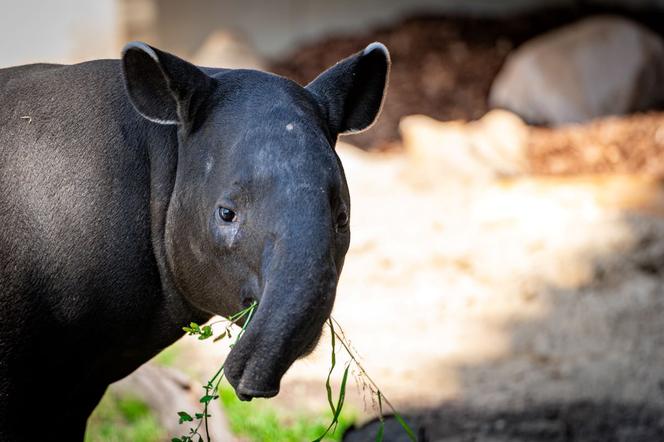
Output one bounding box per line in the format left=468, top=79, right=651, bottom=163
left=343, top=415, right=426, bottom=442
left=489, top=15, right=664, bottom=125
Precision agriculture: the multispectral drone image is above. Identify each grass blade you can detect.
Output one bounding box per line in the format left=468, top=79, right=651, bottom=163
left=375, top=422, right=385, bottom=442
left=329, top=317, right=418, bottom=442
left=375, top=391, right=385, bottom=442
left=325, top=319, right=337, bottom=416
left=313, top=363, right=350, bottom=442
left=393, top=412, right=417, bottom=442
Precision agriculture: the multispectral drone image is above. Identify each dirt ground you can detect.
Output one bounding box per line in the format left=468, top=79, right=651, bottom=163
left=320, top=146, right=664, bottom=441
left=167, top=143, right=664, bottom=441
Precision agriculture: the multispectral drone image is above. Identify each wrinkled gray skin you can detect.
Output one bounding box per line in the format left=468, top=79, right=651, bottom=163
left=0, top=41, right=389, bottom=440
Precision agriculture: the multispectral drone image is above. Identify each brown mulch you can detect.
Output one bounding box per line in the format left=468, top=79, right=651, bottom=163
left=529, top=112, right=664, bottom=176
left=269, top=6, right=664, bottom=175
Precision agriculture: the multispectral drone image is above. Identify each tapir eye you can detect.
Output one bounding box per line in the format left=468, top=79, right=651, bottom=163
left=336, top=211, right=349, bottom=229
left=217, top=207, right=237, bottom=223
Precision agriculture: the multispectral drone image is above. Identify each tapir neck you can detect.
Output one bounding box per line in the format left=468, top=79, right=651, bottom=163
left=144, top=123, right=212, bottom=332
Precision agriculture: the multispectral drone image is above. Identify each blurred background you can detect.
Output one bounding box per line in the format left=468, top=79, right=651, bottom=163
left=4, top=0, right=664, bottom=440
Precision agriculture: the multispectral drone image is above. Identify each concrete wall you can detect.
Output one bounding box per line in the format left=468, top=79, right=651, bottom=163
left=0, top=0, right=119, bottom=67
left=148, top=0, right=664, bottom=58
left=152, top=0, right=569, bottom=58
left=1, top=0, right=663, bottom=68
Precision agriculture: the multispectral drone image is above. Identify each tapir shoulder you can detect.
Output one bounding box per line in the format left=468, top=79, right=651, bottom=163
left=1, top=59, right=123, bottom=105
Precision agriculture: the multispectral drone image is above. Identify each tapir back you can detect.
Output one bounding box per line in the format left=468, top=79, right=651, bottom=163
left=0, top=60, right=176, bottom=436
left=0, top=60, right=157, bottom=320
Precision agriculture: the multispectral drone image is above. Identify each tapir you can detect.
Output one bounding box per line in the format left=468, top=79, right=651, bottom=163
left=0, top=41, right=389, bottom=440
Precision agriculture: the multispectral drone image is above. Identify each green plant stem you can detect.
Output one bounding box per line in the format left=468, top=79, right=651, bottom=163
left=176, top=301, right=257, bottom=442
left=329, top=316, right=416, bottom=442
left=205, top=303, right=257, bottom=441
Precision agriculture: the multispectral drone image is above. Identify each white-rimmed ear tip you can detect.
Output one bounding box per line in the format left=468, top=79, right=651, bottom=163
left=122, top=41, right=159, bottom=62
left=363, top=42, right=389, bottom=59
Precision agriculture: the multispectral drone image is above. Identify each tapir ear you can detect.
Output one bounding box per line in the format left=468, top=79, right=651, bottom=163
left=306, top=42, right=390, bottom=135
left=121, top=42, right=214, bottom=126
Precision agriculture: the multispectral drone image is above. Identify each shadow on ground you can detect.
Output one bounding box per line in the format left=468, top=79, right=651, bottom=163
left=345, top=207, right=664, bottom=441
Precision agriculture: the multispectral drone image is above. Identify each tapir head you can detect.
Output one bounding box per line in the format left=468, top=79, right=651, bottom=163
left=121, top=42, right=389, bottom=400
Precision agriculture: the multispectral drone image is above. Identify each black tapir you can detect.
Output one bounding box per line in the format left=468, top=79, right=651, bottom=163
left=0, top=41, right=389, bottom=440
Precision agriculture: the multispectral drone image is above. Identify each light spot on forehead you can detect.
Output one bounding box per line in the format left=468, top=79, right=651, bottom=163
left=241, top=117, right=340, bottom=187
left=205, top=157, right=214, bottom=175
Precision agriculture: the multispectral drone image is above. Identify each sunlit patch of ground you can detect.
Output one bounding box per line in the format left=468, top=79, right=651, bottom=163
left=273, top=143, right=664, bottom=418
left=117, top=142, right=664, bottom=438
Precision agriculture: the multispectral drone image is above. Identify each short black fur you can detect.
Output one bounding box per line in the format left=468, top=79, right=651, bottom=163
left=0, top=42, right=389, bottom=440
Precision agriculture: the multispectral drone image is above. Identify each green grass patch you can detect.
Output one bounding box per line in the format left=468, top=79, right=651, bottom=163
left=152, top=343, right=180, bottom=368
left=218, top=380, right=355, bottom=442
left=85, top=392, right=165, bottom=442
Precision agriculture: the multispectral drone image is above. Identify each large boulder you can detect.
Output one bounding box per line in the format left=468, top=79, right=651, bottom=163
left=400, top=109, right=529, bottom=183
left=489, top=15, right=664, bottom=125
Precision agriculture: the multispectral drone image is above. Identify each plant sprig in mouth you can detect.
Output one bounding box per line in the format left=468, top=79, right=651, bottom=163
left=173, top=300, right=257, bottom=442
left=173, top=303, right=417, bottom=442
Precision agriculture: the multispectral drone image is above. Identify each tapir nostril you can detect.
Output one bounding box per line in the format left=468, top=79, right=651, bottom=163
left=239, top=282, right=260, bottom=310
left=242, top=296, right=257, bottom=309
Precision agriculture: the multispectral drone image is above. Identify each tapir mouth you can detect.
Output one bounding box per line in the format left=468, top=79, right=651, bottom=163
left=224, top=332, right=324, bottom=401
left=224, top=340, right=286, bottom=401
left=231, top=380, right=279, bottom=402
left=223, top=299, right=329, bottom=401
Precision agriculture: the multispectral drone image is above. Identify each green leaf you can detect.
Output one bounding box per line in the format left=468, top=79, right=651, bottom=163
left=171, top=438, right=182, bottom=442
left=197, top=325, right=213, bottom=340
left=199, top=394, right=217, bottom=403
left=375, top=420, right=385, bottom=442
left=314, top=363, right=351, bottom=442
left=325, top=319, right=337, bottom=416
left=177, top=411, right=193, bottom=424
left=333, top=364, right=351, bottom=430
left=394, top=412, right=417, bottom=442
left=375, top=392, right=385, bottom=441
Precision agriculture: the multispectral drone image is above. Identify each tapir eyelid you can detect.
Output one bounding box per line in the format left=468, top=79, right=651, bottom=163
left=335, top=209, right=350, bottom=231
left=216, top=206, right=238, bottom=223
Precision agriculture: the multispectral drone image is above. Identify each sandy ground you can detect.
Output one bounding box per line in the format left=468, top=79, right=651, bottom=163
left=160, top=142, right=664, bottom=431
left=331, top=144, right=664, bottom=409
left=111, top=141, right=664, bottom=440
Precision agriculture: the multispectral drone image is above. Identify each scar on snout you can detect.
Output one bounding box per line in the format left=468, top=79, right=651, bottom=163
left=286, top=123, right=294, bottom=131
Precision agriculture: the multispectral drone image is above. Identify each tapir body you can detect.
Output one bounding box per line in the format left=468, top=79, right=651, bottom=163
left=0, top=43, right=389, bottom=440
